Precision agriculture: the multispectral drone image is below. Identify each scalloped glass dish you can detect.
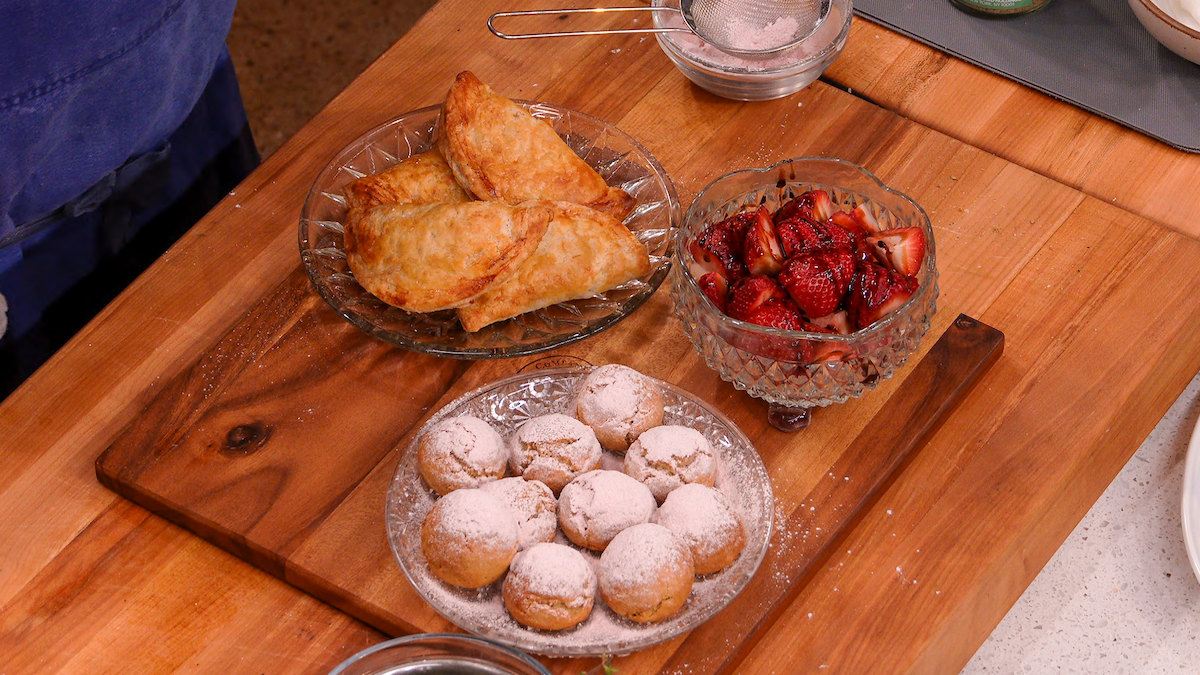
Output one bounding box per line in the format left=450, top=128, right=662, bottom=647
left=299, top=104, right=679, bottom=359
left=385, top=368, right=774, bottom=657
left=670, top=157, right=939, bottom=428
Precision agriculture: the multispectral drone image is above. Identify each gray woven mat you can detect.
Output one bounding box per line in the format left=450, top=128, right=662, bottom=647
left=852, top=0, right=1200, bottom=153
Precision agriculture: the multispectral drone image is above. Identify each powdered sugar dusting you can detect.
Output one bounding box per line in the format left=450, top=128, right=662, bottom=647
left=481, top=477, right=557, bottom=550
left=559, top=470, right=657, bottom=549
left=508, top=542, right=597, bottom=601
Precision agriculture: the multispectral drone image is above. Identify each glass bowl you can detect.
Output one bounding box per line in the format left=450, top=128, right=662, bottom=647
left=299, top=103, right=679, bottom=359
left=670, top=157, right=938, bottom=430
left=651, top=0, right=853, bottom=101
left=385, top=367, right=774, bottom=657
left=326, top=634, right=550, bottom=675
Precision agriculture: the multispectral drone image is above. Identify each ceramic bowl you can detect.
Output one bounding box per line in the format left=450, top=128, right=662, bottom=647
left=1129, top=0, right=1200, bottom=65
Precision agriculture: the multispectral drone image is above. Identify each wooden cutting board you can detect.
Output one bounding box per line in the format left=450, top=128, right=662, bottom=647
left=95, top=265, right=1001, bottom=675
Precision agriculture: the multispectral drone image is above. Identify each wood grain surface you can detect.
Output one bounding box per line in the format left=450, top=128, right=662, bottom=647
left=96, top=261, right=1002, bottom=673
left=4, top=6, right=1200, bottom=675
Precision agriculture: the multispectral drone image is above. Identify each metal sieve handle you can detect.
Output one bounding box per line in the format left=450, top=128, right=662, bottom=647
left=487, top=7, right=693, bottom=40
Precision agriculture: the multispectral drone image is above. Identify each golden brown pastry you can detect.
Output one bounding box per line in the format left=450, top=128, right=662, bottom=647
left=417, top=415, right=508, bottom=496
left=344, top=200, right=553, bottom=313
left=503, top=542, right=597, bottom=630
left=598, top=523, right=694, bottom=623
left=558, top=469, right=657, bottom=551
left=421, top=488, right=520, bottom=589
left=342, top=150, right=471, bottom=215
left=573, top=364, right=664, bottom=453
left=654, top=484, right=745, bottom=575
left=439, top=71, right=636, bottom=221
left=456, top=201, right=650, bottom=332
left=623, top=425, right=718, bottom=503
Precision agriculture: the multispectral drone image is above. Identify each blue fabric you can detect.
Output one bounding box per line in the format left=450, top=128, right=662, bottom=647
left=0, top=0, right=244, bottom=338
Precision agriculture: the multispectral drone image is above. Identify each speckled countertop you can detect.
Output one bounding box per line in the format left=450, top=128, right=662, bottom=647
left=962, top=371, right=1200, bottom=673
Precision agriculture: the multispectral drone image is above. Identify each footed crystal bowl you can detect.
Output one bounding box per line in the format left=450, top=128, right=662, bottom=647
left=670, top=157, right=938, bottom=430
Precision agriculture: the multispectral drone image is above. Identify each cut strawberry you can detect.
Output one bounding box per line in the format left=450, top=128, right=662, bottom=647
left=742, top=299, right=814, bottom=362
left=845, top=262, right=919, bottom=329
left=776, top=216, right=856, bottom=258
left=690, top=225, right=746, bottom=281
left=774, top=189, right=836, bottom=225
left=743, top=206, right=784, bottom=276
left=777, top=249, right=856, bottom=318
left=808, top=310, right=852, bottom=334
left=745, top=299, right=806, bottom=331
left=850, top=204, right=883, bottom=234
left=866, top=227, right=926, bottom=277
left=726, top=275, right=789, bottom=322
left=698, top=270, right=730, bottom=313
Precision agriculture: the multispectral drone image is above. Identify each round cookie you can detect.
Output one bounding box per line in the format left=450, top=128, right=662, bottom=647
left=481, top=477, right=558, bottom=550
left=420, top=488, right=519, bottom=588
left=509, top=413, right=602, bottom=494
left=557, top=470, right=657, bottom=551
left=654, top=483, right=745, bottom=575
left=417, top=415, right=508, bottom=495
left=502, top=542, right=597, bottom=630
left=573, top=364, right=664, bottom=453
left=598, top=523, right=694, bottom=623
left=623, top=425, right=717, bottom=503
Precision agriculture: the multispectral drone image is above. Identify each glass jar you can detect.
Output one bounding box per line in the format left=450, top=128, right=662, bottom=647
left=950, top=0, right=1052, bottom=16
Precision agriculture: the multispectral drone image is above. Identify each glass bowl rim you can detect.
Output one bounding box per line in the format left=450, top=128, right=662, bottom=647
left=651, top=0, right=854, bottom=74
left=325, top=633, right=552, bottom=675
left=673, top=155, right=937, bottom=344
left=297, top=101, right=681, bottom=359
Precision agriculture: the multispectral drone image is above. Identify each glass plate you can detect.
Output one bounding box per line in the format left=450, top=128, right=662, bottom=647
left=385, top=368, right=774, bottom=657
left=1182, top=411, right=1200, bottom=585
left=298, top=104, right=679, bottom=359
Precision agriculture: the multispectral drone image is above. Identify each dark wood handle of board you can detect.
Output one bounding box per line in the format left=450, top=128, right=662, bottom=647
left=655, top=314, right=1005, bottom=675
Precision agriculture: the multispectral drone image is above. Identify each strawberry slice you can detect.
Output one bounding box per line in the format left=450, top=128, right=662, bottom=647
left=726, top=275, right=788, bottom=322
left=777, top=249, right=856, bottom=318
left=690, top=225, right=746, bottom=281
left=850, top=204, right=883, bottom=234
left=845, top=262, right=919, bottom=329
left=746, top=298, right=806, bottom=331
left=774, top=189, right=837, bottom=225
left=698, top=270, right=730, bottom=313
left=776, top=216, right=856, bottom=258
left=808, top=310, right=852, bottom=335
left=743, top=206, right=784, bottom=276
left=865, top=227, right=926, bottom=277
left=743, top=299, right=814, bottom=362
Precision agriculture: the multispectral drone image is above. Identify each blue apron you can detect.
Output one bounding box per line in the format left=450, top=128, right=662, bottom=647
left=0, top=0, right=249, bottom=340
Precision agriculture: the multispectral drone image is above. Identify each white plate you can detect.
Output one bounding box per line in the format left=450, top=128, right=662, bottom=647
left=1180, top=411, right=1200, bottom=585
left=385, top=367, right=773, bottom=657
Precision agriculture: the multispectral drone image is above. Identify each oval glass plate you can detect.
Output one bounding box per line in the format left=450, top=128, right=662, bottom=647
left=299, top=104, right=679, bottom=359
left=385, top=368, right=774, bottom=657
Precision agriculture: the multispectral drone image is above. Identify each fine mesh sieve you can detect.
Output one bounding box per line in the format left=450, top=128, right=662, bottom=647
left=488, top=0, right=826, bottom=59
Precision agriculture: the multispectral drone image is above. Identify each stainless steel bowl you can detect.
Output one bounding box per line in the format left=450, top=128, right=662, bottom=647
left=327, top=634, right=551, bottom=675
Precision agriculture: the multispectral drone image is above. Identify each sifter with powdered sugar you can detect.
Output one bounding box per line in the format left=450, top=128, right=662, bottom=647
left=488, top=0, right=827, bottom=59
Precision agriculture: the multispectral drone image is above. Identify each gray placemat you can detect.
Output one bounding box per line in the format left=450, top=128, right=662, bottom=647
left=852, top=0, right=1200, bottom=153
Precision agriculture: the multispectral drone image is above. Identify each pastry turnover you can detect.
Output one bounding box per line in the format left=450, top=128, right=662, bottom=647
left=342, top=149, right=471, bottom=213
left=439, top=71, right=637, bottom=221
left=456, top=201, right=650, bottom=332
left=345, top=200, right=553, bottom=313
